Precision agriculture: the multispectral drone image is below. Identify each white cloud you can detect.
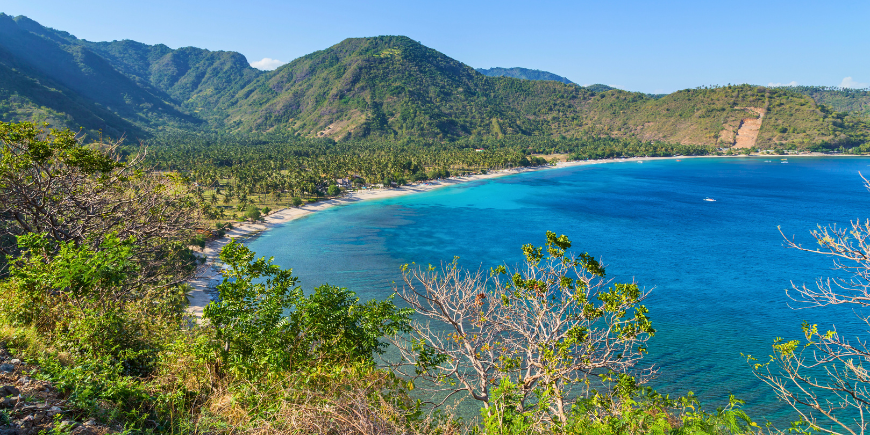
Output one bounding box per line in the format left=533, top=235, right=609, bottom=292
left=250, top=58, right=286, bottom=70
left=840, top=76, right=869, bottom=89
left=767, top=81, right=798, bottom=87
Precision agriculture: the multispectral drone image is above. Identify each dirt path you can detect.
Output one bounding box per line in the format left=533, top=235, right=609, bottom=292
left=733, top=107, right=766, bottom=148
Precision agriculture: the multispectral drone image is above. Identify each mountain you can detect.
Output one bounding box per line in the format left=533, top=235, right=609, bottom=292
left=0, top=14, right=867, bottom=149
left=77, top=40, right=264, bottom=125
left=0, top=14, right=202, bottom=138
left=476, top=67, right=573, bottom=84
left=221, top=36, right=591, bottom=139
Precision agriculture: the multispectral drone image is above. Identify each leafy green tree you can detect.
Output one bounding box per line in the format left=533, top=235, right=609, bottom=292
left=203, top=240, right=301, bottom=377
left=292, top=196, right=304, bottom=207
left=203, top=240, right=410, bottom=378
left=243, top=205, right=261, bottom=221
left=327, top=184, right=341, bottom=196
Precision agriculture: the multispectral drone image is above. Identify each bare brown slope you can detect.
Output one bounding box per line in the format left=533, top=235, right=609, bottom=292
left=733, top=107, right=765, bottom=148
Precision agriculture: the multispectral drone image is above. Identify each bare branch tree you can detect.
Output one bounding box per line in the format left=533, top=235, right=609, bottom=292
left=389, top=231, right=655, bottom=424
left=750, top=176, right=870, bottom=435
left=0, top=121, right=204, bottom=286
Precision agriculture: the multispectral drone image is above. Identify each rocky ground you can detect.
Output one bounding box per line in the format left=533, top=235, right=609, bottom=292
left=0, top=347, right=116, bottom=435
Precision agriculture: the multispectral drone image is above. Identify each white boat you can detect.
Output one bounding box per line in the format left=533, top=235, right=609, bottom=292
left=704, top=197, right=716, bottom=202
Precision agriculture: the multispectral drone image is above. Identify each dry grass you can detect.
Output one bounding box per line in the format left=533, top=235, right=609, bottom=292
left=192, top=369, right=459, bottom=435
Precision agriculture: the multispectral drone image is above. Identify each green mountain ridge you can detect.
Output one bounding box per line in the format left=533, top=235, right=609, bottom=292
left=0, top=14, right=868, bottom=149
left=782, top=86, right=870, bottom=118
left=0, top=14, right=199, bottom=136
left=476, top=67, right=574, bottom=84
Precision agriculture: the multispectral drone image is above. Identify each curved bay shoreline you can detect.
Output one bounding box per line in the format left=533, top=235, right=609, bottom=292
left=184, top=152, right=853, bottom=317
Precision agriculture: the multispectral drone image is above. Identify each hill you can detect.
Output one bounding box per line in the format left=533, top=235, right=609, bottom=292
left=782, top=86, right=870, bottom=118
left=579, top=85, right=870, bottom=148
left=585, top=84, right=616, bottom=93
left=476, top=67, right=573, bottom=84
left=0, top=14, right=867, bottom=149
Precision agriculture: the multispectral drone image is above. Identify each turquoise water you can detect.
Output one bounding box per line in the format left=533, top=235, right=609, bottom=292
left=247, top=157, right=870, bottom=424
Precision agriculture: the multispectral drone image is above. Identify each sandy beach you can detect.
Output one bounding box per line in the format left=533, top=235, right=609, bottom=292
left=185, top=159, right=599, bottom=317
left=185, top=152, right=843, bottom=316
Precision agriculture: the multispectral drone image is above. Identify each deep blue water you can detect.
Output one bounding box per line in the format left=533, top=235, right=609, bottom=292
left=246, top=157, right=870, bottom=425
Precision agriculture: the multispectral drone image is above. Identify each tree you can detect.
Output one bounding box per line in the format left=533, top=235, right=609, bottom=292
left=390, top=232, right=654, bottom=425
left=0, top=121, right=203, bottom=285
left=244, top=205, right=262, bottom=221
left=292, top=196, right=304, bottom=207
left=203, top=240, right=410, bottom=377
left=327, top=184, right=341, bottom=196
left=750, top=176, right=870, bottom=435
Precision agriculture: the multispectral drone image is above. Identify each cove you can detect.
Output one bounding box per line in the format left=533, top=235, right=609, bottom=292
left=246, top=156, right=870, bottom=424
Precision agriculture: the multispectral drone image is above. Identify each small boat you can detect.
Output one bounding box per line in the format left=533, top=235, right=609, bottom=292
left=704, top=197, right=716, bottom=202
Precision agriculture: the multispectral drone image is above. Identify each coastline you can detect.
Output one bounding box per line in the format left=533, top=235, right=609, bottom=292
left=183, top=152, right=852, bottom=317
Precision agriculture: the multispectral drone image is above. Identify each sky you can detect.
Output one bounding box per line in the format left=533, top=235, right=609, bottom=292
left=2, top=0, right=868, bottom=93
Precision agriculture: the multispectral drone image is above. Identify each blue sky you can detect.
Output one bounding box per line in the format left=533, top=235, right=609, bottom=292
left=3, top=0, right=868, bottom=93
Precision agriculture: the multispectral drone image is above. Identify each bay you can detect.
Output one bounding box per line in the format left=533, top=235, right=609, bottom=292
left=246, top=156, right=870, bottom=425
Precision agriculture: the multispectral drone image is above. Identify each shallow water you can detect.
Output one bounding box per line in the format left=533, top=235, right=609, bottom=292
left=247, top=156, right=870, bottom=425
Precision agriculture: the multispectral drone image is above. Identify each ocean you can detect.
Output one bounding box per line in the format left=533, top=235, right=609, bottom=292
left=246, top=156, right=870, bottom=425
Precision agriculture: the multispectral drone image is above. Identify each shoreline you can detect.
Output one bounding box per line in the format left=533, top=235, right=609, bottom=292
left=183, top=152, right=857, bottom=316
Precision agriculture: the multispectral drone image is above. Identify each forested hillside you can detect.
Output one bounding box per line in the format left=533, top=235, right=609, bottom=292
left=476, top=66, right=574, bottom=84
left=580, top=85, right=870, bottom=147
left=0, top=13, right=868, bottom=149
left=785, top=86, right=870, bottom=118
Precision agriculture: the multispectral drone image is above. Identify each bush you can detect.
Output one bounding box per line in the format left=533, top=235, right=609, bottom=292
left=244, top=205, right=262, bottom=221
left=1, top=232, right=186, bottom=376
left=203, top=240, right=411, bottom=378
left=291, top=196, right=303, bottom=207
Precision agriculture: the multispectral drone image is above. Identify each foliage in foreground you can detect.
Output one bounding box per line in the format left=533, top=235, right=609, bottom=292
left=0, top=121, right=782, bottom=434
left=0, top=230, right=771, bottom=434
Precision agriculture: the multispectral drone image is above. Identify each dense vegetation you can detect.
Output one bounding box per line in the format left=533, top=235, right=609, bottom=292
left=137, top=131, right=715, bottom=222
left=9, top=121, right=870, bottom=433
left=475, top=67, right=574, bottom=84
left=784, top=86, right=870, bottom=118
left=1, top=14, right=868, bottom=152
left=0, top=122, right=782, bottom=434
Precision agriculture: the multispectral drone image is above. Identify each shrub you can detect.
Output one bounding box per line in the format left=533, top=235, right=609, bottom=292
left=203, top=240, right=411, bottom=378
left=244, top=205, right=262, bottom=221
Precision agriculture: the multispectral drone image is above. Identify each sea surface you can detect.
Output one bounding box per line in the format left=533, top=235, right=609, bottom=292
left=246, top=156, right=870, bottom=425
